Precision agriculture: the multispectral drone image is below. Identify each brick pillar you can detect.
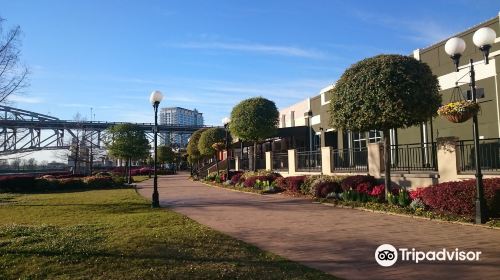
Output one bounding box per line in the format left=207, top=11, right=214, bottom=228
left=437, top=137, right=459, bottom=183
left=235, top=157, right=240, bottom=171
left=265, top=151, right=272, bottom=171
left=288, top=149, right=297, bottom=175
left=321, top=146, right=333, bottom=175
left=367, top=142, right=383, bottom=178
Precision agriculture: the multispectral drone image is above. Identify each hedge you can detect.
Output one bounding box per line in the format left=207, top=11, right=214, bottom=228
left=420, top=178, right=500, bottom=217
left=0, top=174, right=124, bottom=193
left=341, top=175, right=376, bottom=191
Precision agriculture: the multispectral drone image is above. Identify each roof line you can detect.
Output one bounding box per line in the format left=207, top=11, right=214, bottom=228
left=418, top=13, right=499, bottom=53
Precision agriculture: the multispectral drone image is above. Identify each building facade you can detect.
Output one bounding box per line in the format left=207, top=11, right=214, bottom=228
left=159, top=107, right=204, bottom=147
left=262, top=12, right=500, bottom=186
left=280, top=12, right=500, bottom=151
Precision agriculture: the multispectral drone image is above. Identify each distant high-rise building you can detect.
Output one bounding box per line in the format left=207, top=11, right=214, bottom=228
left=159, top=107, right=204, bottom=147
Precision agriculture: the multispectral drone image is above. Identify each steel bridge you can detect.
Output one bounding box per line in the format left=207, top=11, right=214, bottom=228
left=0, top=105, right=210, bottom=155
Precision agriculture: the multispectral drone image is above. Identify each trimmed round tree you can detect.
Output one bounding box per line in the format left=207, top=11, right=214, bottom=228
left=230, top=97, right=279, bottom=171
left=187, top=128, right=206, bottom=166
left=329, top=54, right=441, bottom=199
left=198, top=127, right=226, bottom=175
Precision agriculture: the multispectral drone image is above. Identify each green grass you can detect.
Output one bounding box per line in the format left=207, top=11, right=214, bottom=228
left=0, top=189, right=336, bottom=280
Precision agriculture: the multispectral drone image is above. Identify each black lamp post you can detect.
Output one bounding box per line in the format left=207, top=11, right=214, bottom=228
left=444, top=27, right=496, bottom=224
left=222, top=117, right=231, bottom=180
left=149, top=90, right=164, bottom=208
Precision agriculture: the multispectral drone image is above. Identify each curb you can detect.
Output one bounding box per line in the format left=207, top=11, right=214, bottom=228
left=319, top=202, right=500, bottom=231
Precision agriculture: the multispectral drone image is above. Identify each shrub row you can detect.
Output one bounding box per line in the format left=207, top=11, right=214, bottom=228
left=205, top=170, right=500, bottom=219
left=420, top=178, right=500, bottom=217
left=0, top=174, right=125, bottom=193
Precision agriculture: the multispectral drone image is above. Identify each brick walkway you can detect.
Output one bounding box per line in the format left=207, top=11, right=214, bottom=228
left=137, top=173, right=500, bottom=280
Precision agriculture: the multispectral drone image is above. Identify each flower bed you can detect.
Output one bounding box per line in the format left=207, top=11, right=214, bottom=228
left=201, top=170, right=500, bottom=226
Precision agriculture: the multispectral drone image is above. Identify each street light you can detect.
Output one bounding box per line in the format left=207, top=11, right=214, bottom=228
left=444, top=27, right=496, bottom=224
left=149, top=90, right=164, bottom=208
left=222, top=117, right=231, bottom=180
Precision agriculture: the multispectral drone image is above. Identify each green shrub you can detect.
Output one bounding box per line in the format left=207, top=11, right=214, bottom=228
left=387, top=192, right=398, bottom=205
left=398, top=188, right=411, bottom=207
left=206, top=172, right=218, bottom=181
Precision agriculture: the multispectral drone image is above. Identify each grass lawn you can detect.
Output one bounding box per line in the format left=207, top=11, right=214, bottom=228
left=0, top=188, right=336, bottom=279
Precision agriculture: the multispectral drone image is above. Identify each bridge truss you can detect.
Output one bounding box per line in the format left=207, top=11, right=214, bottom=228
left=0, top=105, right=209, bottom=156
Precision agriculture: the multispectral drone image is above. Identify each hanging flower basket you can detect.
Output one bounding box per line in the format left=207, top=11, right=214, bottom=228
left=437, top=100, right=480, bottom=123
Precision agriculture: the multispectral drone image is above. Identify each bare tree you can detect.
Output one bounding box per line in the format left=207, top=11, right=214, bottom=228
left=0, top=17, right=29, bottom=104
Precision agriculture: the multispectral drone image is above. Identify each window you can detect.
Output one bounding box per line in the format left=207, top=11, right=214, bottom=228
left=352, top=131, right=366, bottom=150
left=368, top=130, right=382, bottom=143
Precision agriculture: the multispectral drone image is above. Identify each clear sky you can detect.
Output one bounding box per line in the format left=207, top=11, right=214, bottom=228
left=2, top=0, right=500, bottom=126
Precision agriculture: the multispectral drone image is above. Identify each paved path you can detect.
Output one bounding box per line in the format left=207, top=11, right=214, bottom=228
left=137, top=173, right=500, bottom=280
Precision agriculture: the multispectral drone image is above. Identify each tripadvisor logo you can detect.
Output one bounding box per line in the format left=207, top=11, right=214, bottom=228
left=375, top=244, right=481, bottom=267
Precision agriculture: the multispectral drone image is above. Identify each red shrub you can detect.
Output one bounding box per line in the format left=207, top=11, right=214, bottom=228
left=409, top=188, right=425, bottom=200
left=356, top=182, right=373, bottom=194
left=315, top=181, right=340, bottom=198
left=243, top=176, right=269, bottom=188
left=341, top=175, right=376, bottom=191
left=421, top=178, right=500, bottom=217
left=230, top=172, right=244, bottom=185
left=285, top=176, right=306, bottom=193
left=368, top=184, right=400, bottom=200
left=84, top=176, right=115, bottom=188
left=275, top=177, right=287, bottom=190
left=139, top=167, right=152, bottom=175
left=0, top=175, right=36, bottom=192
left=370, top=184, right=385, bottom=200
left=54, top=174, right=85, bottom=179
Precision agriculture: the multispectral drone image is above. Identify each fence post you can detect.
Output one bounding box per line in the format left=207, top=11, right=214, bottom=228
left=367, top=142, right=383, bottom=178
left=235, top=156, right=240, bottom=171
left=437, top=137, right=459, bottom=183
left=321, top=146, right=332, bottom=175
left=288, top=149, right=297, bottom=175
left=265, top=151, right=272, bottom=171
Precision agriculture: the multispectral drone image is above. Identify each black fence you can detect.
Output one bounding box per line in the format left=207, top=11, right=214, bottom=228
left=296, top=150, right=322, bottom=172
left=272, top=152, right=288, bottom=171
left=227, top=157, right=235, bottom=170
left=331, top=147, right=368, bottom=173
left=239, top=157, right=250, bottom=171
left=457, top=138, right=500, bottom=173
left=390, top=142, right=437, bottom=173
left=238, top=156, right=265, bottom=171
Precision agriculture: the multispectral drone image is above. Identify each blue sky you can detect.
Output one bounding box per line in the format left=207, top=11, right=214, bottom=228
left=2, top=0, right=500, bottom=125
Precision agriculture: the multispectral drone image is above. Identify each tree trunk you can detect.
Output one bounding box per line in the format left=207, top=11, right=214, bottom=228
left=124, top=159, right=128, bottom=182
left=128, top=158, right=132, bottom=184
left=73, top=145, right=79, bottom=175
left=253, top=142, right=257, bottom=171
left=383, top=129, right=392, bottom=201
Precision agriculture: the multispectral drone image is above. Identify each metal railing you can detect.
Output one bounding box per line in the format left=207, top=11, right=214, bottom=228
left=239, top=157, right=250, bottom=171
left=390, top=142, right=437, bottom=173
left=238, top=155, right=265, bottom=170
left=457, top=138, right=500, bottom=173
left=331, top=147, right=368, bottom=173
left=296, top=150, right=322, bottom=172
left=227, top=157, right=235, bottom=171
left=272, top=152, right=289, bottom=171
